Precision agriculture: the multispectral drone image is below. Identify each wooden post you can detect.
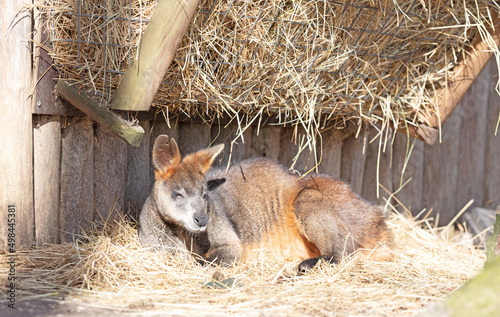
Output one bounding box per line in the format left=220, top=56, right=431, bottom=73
left=211, top=124, right=252, bottom=168
left=455, top=59, right=490, bottom=214
left=126, top=120, right=151, bottom=220
left=110, top=0, right=201, bottom=111
left=317, top=128, right=343, bottom=179
left=34, top=116, right=62, bottom=245
left=0, top=0, right=34, bottom=249
left=93, top=126, right=128, bottom=224
left=484, top=59, right=500, bottom=210
left=392, top=133, right=424, bottom=215
left=340, top=130, right=368, bottom=195
left=361, top=128, right=393, bottom=205
left=422, top=103, right=462, bottom=226
left=178, top=122, right=211, bottom=155
left=250, top=125, right=282, bottom=161
left=60, top=119, right=94, bottom=242
left=279, top=126, right=317, bottom=174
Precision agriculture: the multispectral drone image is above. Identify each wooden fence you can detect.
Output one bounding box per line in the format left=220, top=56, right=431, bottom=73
left=1, top=5, right=499, bottom=249
left=24, top=57, right=500, bottom=247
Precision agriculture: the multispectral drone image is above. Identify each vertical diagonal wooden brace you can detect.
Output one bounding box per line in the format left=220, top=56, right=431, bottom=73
left=110, top=0, right=200, bottom=111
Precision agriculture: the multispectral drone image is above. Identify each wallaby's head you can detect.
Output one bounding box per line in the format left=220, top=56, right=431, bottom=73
left=152, top=135, right=224, bottom=233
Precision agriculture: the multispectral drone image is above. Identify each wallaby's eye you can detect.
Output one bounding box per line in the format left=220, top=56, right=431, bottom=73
left=172, top=192, right=183, bottom=200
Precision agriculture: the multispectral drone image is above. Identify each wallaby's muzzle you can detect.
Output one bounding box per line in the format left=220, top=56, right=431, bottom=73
left=193, top=212, right=209, bottom=228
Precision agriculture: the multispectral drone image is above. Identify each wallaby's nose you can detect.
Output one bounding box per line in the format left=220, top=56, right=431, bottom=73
left=193, top=213, right=208, bottom=227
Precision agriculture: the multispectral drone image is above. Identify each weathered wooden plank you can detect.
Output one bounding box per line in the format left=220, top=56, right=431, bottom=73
left=455, top=59, right=490, bottom=215
left=361, top=127, right=393, bottom=205
left=427, top=20, right=500, bottom=129
left=126, top=120, right=151, bottom=220
left=178, top=122, right=211, bottom=155
left=422, top=103, right=462, bottom=226
left=93, top=125, right=128, bottom=225
left=340, top=129, right=368, bottom=195
left=250, top=125, right=282, bottom=161
left=317, top=128, right=343, bottom=179
left=60, top=119, right=94, bottom=242
left=110, top=0, right=200, bottom=111
left=392, top=133, right=424, bottom=215
left=149, top=119, right=179, bottom=188
left=279, top=126, right=317, bottom=174
left=0, top=0, right=34, bottom=250
left=32, top=21, right=83, bottom=117
left=211, top=124, right=252, bottom=167
left=484, top=59, right=500, bottom=209
left=33, top=115, right=62, bottom=245
left=56, top=80, right=145, bottom=146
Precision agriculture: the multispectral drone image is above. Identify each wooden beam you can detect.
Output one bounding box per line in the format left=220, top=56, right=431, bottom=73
left=33, top=19, right=83, bottom=117
left=317, top=128, right=343, bottom=179
left=110, top=0, right=200, bottom=111
left=484, top=59, right=500, bottom=209
left=60, top=119, right=94, bottom=243
left=361, top=127, right=393, bottom=205
left=396, top=124, right=438, bottom=145
left=340, top=129, right=368, bottom=196
left=178, top=122, right=211, bottom=155
left=93, top=126, right=128, bottom=224
left=422, top=102, right=462, bottom=226
left=279, top=127, right=317, bottom=174
left=211, top=124, right=252, bottom=168
left=56, top=80, right=144, bottom=147
left=427, top=19, right=500, bottom=129
left=126, top=120, right=151, bottom=221
left=455, top=58, right=490, bottom=214
left=250, top=125, right=282, bottom=161
left=34, top=115, right=61, bottom=245
left=0, top=0, right=34, bottom=250
left=392, top=133, right=424, bottom=215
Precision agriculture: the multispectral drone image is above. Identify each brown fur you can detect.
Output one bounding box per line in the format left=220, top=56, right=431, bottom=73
left=138, top=135, right=223, bottom=256
left=139, top=135, right=392, bottom=271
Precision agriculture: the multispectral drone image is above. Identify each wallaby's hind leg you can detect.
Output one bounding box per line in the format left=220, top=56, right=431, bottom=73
left=293, top=187, right=358, bottom=272
left=298, top=255, right=337, bottom=273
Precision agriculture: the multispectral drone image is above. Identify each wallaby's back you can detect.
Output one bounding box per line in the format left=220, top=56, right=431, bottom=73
left=205, top=158, right=391, bottom=269
left=206, top=158, right=321, bottom=262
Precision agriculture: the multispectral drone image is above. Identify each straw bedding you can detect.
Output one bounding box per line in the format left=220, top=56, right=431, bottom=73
left=2, top=211, right=485, bottom=316
left=38, top=0, right=500, bottom=131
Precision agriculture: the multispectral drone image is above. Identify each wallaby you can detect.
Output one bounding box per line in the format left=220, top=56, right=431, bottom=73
left=139, top=134, right=392, bottom=272
left=138, top=135, right=222, bottom=256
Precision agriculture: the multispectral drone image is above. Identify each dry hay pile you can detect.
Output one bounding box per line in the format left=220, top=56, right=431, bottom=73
left=37, top=0, right=500, bottom=131
left=2, top=211, right=485, bottom=316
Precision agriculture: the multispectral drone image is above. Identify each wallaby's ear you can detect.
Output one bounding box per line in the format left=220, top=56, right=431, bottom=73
left=152, top=135, right=181, bottom=174
left=187, top=143, right=224, bottom=174
left=207, top=178, right=226, bottom=191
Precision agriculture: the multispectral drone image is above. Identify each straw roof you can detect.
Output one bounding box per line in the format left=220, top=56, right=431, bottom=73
left=38, top=0, right=500, bottom=132
left=4, top=211, right=485, bottom=316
